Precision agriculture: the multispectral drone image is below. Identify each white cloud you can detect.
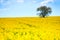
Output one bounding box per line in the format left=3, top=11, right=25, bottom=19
left=40, top=0, right=54, bottom=6
left=16, top=0, right=24, bottom=3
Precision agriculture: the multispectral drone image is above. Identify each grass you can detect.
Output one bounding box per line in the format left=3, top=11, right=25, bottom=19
left=0, top=16, right=60, bottom=40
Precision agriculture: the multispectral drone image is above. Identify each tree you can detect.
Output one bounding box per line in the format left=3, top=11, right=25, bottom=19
left=37, top=6, right=52, bottom=18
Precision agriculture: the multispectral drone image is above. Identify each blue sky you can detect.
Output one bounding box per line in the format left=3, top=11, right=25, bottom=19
left=0, top=0, right=60, bottom=17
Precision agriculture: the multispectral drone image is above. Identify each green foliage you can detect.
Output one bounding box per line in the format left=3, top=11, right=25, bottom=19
left=37, top=6, right=52, bottom=18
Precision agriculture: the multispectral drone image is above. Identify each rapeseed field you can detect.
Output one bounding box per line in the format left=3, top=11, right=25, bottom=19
left=0, top=16, right=60, bottom=40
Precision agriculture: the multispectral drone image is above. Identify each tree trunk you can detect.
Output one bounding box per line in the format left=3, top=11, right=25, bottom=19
left=43, top=15, right=45, bottom=18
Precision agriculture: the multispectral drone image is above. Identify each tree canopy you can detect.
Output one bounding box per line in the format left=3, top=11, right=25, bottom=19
left=37, top=6, right=52, bottom=18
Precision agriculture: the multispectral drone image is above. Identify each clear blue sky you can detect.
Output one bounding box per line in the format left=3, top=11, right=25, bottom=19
left=0, top=0, right=60, bottom=17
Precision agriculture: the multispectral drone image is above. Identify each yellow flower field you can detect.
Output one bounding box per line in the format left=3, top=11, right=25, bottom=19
left=0, top=16, right=60, bottom=40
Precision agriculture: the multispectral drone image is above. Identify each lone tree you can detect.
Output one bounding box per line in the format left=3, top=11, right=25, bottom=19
left=37, top=6, right=52, bottom=18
